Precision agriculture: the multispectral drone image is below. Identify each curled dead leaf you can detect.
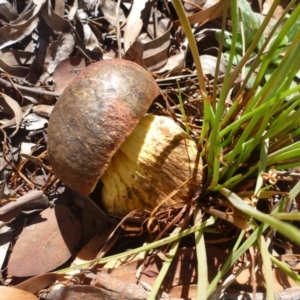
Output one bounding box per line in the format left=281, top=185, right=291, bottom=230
left=0, top=92, right=23, bottom=136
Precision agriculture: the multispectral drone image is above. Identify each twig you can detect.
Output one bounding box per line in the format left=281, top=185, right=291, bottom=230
left=116, top=0, right=122, bottom=58
left=0, top=78, right=60, bottom=98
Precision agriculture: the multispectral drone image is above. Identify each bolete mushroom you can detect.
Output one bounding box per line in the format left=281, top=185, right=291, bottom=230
left=47, top=59, right=203, bottom=216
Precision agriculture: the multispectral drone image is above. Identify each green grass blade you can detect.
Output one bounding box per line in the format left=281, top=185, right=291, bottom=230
left=177, top=82, right=190, bottom=134
left=207, top=229, right=246, bottom=297
left=172, top=0, right=206, bottom=92
left=219, top=188, right=300, bottom=246
left=147, top=240, right=180, bottom=300
left=207, top=180, right=300, bottom=296
left=269, top=254, right=300, bottom=285
left=254, top=139, right=269, bottom=196
left=272, top=213, right=300, bottom=221
left=56, top=216, right=216, bottom=274
left=199, top=92, right=210, bottom=151
left=257, top=236, right=275, bottom=300
left=194, top=207, right=208, bottom=300
left=227, top=0, right=281, bottom=101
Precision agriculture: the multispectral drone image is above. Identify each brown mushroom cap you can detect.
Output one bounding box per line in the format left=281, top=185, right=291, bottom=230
left=47, top=59, right=160, bottom=195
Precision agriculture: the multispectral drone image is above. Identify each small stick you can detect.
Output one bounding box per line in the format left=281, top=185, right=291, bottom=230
left=0, top=77, right=60, bottom=98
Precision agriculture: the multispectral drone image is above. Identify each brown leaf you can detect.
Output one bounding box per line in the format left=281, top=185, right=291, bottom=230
left=74, top=230, right=114, bottom=264
left=184, top=0, right=206, bottom=16
left=99, top=0, right=126, bottom=27
left=0, top=286, right=38, bottom=300
left=0, top=225, right=13, bottom=269
left=45, top=285, right=123, bottom=300
left=52, top=57, right=86, bottom=94
left=92, top=272, right=150, bottom=300
left=123, top=38, right=144, bottom=67
left=233, top=259, right=300, bottom=292
left=0, top=0, right=46, bottom=50
left=0, top=286, right=37, bottom=300
left=76, top=10, right=103, bottom=53
left=0, top=0, right=18, bottom=21
left=104, top=247, right=229, bottom=298
left=156, top=52, right=186, bottom=74
left=200, top=54, right=227, bottom=76
left=39, top=32, right=76, bottom=84
left=32, top=104, right=54, bottom=118
left=16, top=273, right=68, bottom=295
left=0, top=59, right=29, bottom=78
left=40, top=1, right=71, bottom=33
left=142, top=19, right=172, bottom=71
left=0, top=92, right=23, bottom=136
left=7, top=205, right=82, bottom=277
left=0, top=49, right=35, bottom=66
left=53, top=0, right=65, bottom=17
left=124, top=0, right=154, bottom=52
left=174, top=0, right=227, bottom=26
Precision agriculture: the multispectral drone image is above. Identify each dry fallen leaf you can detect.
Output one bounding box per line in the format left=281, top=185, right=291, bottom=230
left=199, top=54, right=227, bottom=76
left=38, top=32, right=76, bottom=84
left=100, top=247, right=229, bottom=299
left=52, top=57, right=86, bottom=94
left=7, top=205, right=82, bottom=277
left=76, top=10, right=103, bottom=53
left=142, top=18, right=172, bottom=71
left=16, top=273, right=68, bottom=295
left=0, top=58, right=29, bottom=78
left=0, top=0, right=18, bottom=21
left=0, top=0, right=46, bottom=50
left=99, top=0, right=126, bottom=27
left=124, top=0, right=154, bottom=52
left=0, top=92, right=23, bottom=137
left=0, top=225, right=13, bottom=269
left=174, top=0, right=227, bottom=26
left=32, top=104, right=54, bottom=118
left=45, top=285, right=125, bottom=300
left=0, top=286, right=37, bottom=300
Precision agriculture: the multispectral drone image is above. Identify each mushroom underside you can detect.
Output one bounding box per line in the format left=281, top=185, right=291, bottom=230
left=100, top=115, right=203, bottom=216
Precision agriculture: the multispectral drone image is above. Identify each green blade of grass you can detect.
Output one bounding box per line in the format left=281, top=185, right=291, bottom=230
left=224, top=109, right=272, bottom=180
left=254, top=138, right=269, bottom=196
left=219, top=85, right=300, bottom=139
left=212, top=0, right=230, bottom=110
left=147, top=240, right=180, bottom=300
left=267, top=141, right=300, bottom=159
left=272, top=213, right=300, bottom=221
left=269, top=254, right=300, bottom=285
left=207, top=229, right=246, bottom=298
left=177, top=82, right=190, bottom=134
left=199, top=92, right=210, bottom=151
left=194, top=207, right=208, bottom=300
left=208, top=0, right=238, bottom=187
left=55, top=216, right=216, bottom=274
left=219, top=188, right=300, bottom=246
left=172, top=0, right=206, bottom=92
left=263, top=104, right=300, bottom=141
left=267, top=148, right=300, bottom=166
left=257, top=236, right=275, bottom=300
left=249, top=1, right=300, bottom=107
left=225, top=0, right=281, bottom=101
left=208, top=180, right=300, bottom=296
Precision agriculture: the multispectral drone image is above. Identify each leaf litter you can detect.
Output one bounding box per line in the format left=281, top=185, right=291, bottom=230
left=0, top=0, right=300, bottom=299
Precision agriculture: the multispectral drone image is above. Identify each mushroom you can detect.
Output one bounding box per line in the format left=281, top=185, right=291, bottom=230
left=47, top=59, right=203, bottom=215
